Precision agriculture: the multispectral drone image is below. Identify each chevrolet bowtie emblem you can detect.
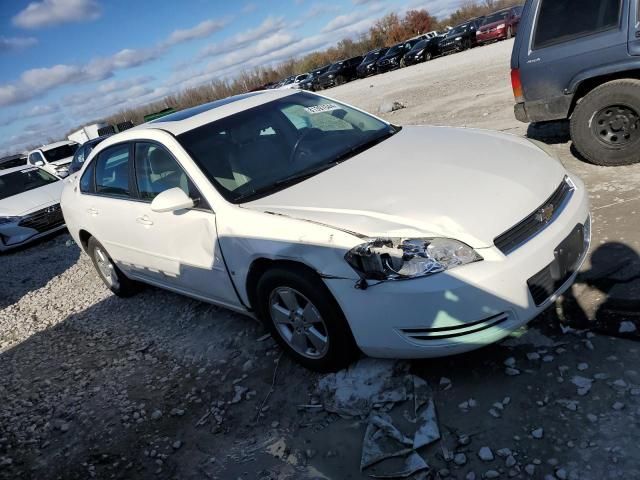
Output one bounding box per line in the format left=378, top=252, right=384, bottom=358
left=535, top=204, right=554, bottom=223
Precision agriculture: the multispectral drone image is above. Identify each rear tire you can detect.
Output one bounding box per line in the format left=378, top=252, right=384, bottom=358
left=88, top=237, right=139, bottom=297
left=570, top=79, right=640, bottom=166
left=255, top=266, right=358, bottom=372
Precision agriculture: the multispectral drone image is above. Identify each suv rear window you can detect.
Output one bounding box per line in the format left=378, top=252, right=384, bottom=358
left=533, top=0, right=621, bottom=49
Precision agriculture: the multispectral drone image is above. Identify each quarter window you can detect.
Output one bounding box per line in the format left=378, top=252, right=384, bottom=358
left=80, top=159, right=96, bottom=193
left=134, top=142, right=202, bottom=203
left=533, top=0, right=622, bottom=49
left=95, top=144, right=131, bottom=197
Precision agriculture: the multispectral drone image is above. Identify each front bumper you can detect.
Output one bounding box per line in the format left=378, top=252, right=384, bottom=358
left=0, top=223, right=66, bottom=252
left=323, top=175, right=590, bottom=358
left=0, top=204, right=66, bottom=252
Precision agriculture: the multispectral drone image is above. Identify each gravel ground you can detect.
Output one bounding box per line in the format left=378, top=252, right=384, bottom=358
left=2, top=39, right=640, bottom=480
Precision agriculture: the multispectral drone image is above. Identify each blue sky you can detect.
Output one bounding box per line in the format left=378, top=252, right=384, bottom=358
left=0, top=0, right=464, bottom=155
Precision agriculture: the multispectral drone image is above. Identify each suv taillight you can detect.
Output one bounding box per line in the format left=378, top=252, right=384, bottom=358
left=511, top=68, right=524, bottom=103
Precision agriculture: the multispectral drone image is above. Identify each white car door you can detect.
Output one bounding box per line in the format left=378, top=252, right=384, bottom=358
left=125, top=141, right=239, bottom=306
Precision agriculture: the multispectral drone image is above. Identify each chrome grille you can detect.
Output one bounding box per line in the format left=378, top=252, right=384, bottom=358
left=18, top=204, right=64, bottom=233
left=494, top=177, right=574, bottom=255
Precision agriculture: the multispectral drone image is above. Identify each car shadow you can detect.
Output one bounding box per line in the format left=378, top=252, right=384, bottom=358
left=0, top=231, right=79, bottom=309
left=557, top=241, right=640, bottom=338
left=526, top=119, right=571, bottom=144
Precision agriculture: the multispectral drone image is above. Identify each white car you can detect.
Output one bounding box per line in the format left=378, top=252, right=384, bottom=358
left=61, top=90, right=590, bottom=371
left=27, top=140, right=79, bottom=178
left=277, top=74, right=310, bottom=90
left=0, top=165, right=65, bottom=251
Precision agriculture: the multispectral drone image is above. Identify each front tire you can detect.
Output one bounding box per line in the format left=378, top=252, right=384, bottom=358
left=570, top=79, right=640, bottom=166
left=255, top=266, right=358, bottom=372
left=88, top=237, right=139, bottom=297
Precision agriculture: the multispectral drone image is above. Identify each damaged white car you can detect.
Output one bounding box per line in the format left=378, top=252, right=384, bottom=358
left=0, top=166, right=65, bottom=251
left=62, top=90, right=590, bottom=371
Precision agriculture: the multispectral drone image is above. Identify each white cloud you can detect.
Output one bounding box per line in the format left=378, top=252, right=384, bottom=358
left=164, top=19, right=228, bottom=47
left=25, top=104, right=60, bottom=117
left=13, top=0, right=102, bottom=29
left=0, top=36, right=38, bottom=52
left=0, top=13, right=227, bottom=107
left=198, top=16, right=286, bottom=59
left=242, top=3, right=257, bottom=13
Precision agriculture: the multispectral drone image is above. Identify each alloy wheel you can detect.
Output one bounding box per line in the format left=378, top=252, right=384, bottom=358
left=268, top=287, right=329, bottom=359
left=94, top=246, right=119, bottom=289
left=592, top=104, right=640, bottom=148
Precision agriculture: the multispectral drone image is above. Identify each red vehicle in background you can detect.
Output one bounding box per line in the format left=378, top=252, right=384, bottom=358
left=476, top=5, right=523, bottom=44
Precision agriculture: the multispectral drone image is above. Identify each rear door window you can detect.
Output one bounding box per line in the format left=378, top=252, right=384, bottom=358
left=95, top=144, right=131, bottom=197
left=533, top=0, right=622, bottom=49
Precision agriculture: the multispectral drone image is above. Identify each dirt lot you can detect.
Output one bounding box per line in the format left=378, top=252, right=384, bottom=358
left=2, top=39, right=640, bottom=480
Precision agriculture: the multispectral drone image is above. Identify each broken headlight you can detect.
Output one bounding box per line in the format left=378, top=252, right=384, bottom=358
left=345, top=238, right=482, bottom=281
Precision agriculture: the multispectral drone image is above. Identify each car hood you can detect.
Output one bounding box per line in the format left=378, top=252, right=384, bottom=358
left=244, top=126, right=566, bottom=248
left=0, top=181, right=64, bottom=217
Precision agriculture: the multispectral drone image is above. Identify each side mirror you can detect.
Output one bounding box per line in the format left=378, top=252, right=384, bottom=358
left=34, top=160, right=44, bottom=167
left=150, top=187, right=195, bottom=213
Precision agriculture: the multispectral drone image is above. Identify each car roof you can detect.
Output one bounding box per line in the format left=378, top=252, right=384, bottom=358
left=143, top=89, right=298, bottom=135
left=35, top=140, right=77, bottom=152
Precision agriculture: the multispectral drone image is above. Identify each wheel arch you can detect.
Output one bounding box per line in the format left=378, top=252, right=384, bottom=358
left=245, top=258, right=323, bottom=311
left=78, top=229, right=93, bottom=253
left=568, top=66, right=640, bottom=117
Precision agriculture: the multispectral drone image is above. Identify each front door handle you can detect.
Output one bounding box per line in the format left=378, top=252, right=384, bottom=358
left=87, top=207, right=99, bottom=215
left=136, top=216, right=154, bottom=226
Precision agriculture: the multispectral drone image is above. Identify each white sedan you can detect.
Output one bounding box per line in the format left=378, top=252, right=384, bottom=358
left=62, top=90, right=590, bottom=371
left=0, top=166, right=65, bottom=251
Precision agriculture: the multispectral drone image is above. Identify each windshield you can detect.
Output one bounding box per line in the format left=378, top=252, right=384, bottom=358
left=483, top=11, right=509, bottom=25
left=43, top=144, right=78, bottom=162
left=0, top=168, right=59, bottom=200
left=177, top=92, right=396, bottom=203
left=386, top=45, right=403, bottom=56
left=328, top=62, right=343, bottom=72
left=410, top=40, right=428, bottom=52
left=364, top=51, right=382, bottom=61
left=448, top=24, right=469, bottom=36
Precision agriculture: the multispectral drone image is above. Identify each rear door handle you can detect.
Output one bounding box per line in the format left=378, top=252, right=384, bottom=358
left=87, top=207, right=99, bottom=215
left=136, top=216, right=154, bottom=226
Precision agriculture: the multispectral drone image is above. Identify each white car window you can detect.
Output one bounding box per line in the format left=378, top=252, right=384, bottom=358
left=95, top=144, right=131, bottom=197
left=134, top=142, right=203, bottom=203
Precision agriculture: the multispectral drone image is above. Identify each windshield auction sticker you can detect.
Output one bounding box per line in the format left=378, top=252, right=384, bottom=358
left=305, top=104, right=342, bottom=114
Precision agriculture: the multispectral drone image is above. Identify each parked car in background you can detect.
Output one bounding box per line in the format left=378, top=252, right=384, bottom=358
left=440, top=21, right=479, bottom=54
left=63, top=90, right=590, bottom=371
left=27, top=141, right=79, bottom=178
left=69, top=135, right=112, bottom=174
left=0, top=154, right=27, bottom=171
left=278, top=73, right=311, bottom=90
left=356, top=48, right=388, bottom=78
left=477, top=5, right=523, bottom=44
left=0, top=165, right=65, bottom=251
left=403, top=37, right=442, bottom=66
left=316, top=56, right=363, bottom=89
left=377, top=39, right=421, bottom=72
left=512, top=0, right=640, bottom=166
left=299, top=65, right=331, bottom=91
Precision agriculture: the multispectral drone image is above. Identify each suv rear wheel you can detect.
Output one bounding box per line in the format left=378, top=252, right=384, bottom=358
left=570, top=79, right=640, bottom=166
left=255, top=265, right=358, bottom=372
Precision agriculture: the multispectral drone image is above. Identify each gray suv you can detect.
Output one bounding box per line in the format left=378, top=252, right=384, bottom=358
left=511, top=0, right=640, bottom=166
